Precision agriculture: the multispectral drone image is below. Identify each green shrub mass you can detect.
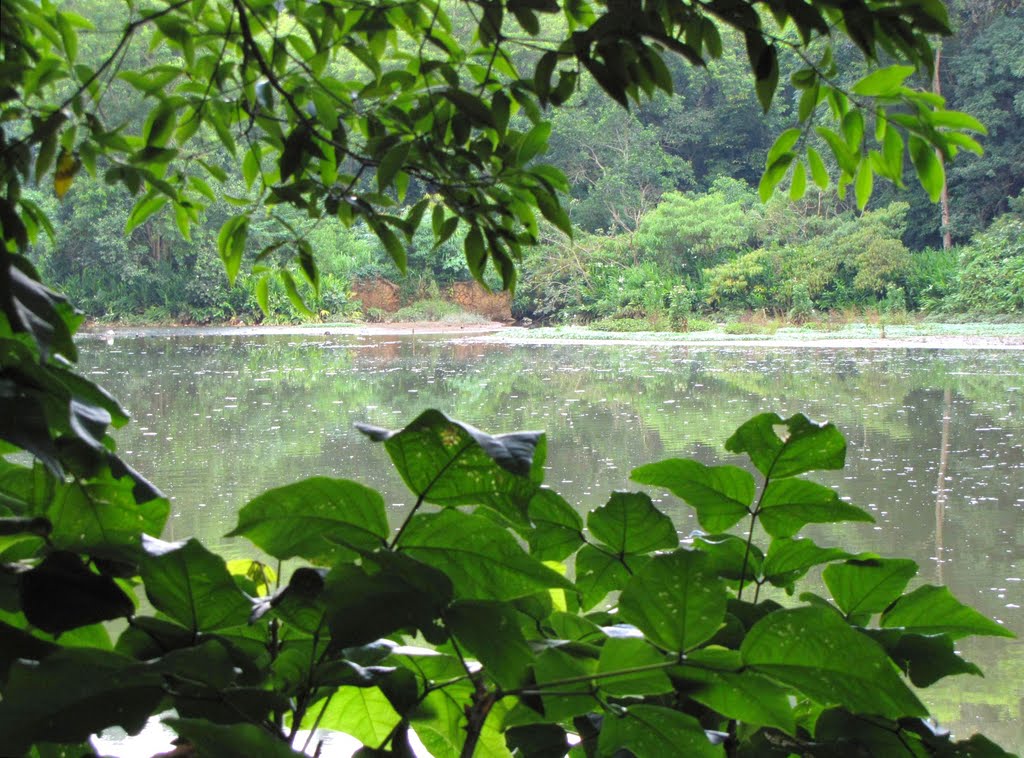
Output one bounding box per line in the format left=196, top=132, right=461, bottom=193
left=15, top=2, right=1024, bottom=325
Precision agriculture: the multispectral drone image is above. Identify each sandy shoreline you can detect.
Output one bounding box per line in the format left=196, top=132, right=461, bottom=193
left=78, top=321, right=1024, bottom=350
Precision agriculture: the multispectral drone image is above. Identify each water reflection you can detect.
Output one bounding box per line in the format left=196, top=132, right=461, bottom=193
left=79, top=333, right=1023, bottom=748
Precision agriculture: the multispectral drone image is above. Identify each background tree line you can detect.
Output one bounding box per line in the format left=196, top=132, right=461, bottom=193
left=25, top=0, right=1024, bottom=325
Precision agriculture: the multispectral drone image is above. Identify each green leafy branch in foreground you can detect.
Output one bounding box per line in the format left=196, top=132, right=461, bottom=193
left=0, top=376, right=1018, bottom=756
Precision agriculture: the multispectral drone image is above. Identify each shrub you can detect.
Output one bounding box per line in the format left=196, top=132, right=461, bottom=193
left=1, top=406, right=1014, bottom=756
left=946, top=212, right=1024, bottom=313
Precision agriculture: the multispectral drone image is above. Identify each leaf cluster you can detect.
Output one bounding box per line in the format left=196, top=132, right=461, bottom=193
left=0, top=382, right=1016, bottom=756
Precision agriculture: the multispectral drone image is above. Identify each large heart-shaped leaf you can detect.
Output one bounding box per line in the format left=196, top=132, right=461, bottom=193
left=823, top=557, right=918, bottom=617
left=881, top=585, right=1016, bottom=639
left=357, top=409, right=544, bottom=522
left=618, top=550, right=727, bottom=652
left=47, top=475, right=169, bottom=556
left=19, top=551, right=134, bottom=634
left=447, top=600, right=533, bottom=688
left=397, top=509, right=573, bottom=601
left=167, top=719, right=307, bottom=758
left=140, top=536, right=253, bottom=633
left=227, top=477, right=388, bottom=563
left=0, top=648, right=164, bottom=755
left=725, top=413, right=846, bottom=479
left=631, top=459, right=754, bottom=533
left=741, top=606, right=926, bottom=719
left=598, top=705, right=723, bottom=757
left=759, top=479, right=872, bottom=537
left=762, top=538, right=851, bottom=592
left=587, top=491, right=678, bottom=555
left=323, top=553, right=452, bottom=648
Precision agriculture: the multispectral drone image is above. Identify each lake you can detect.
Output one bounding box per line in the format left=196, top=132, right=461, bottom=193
left=79, top=330, right=1023, bottom=750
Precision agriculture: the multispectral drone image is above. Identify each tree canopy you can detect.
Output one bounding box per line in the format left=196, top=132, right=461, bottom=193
left=1, top=0, right=988, bottom=303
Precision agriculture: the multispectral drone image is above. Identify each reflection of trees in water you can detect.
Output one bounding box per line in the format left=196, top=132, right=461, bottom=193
left=935, top=387, right=952, bottom=585
left=79, top=334, right=1024, bottom=743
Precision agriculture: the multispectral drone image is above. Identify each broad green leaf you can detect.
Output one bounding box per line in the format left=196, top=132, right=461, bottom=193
left=140, top=536, right=253, bottom=633
left=789, top=159, right=807, bottom=201
left=854, top=159, right=873, bottom=210
left=881, top=585, right=1015, bottom=639
left=0, top=619, right=59, bottom=684
left=302, top=687, right=400, bottom=746
left=517, top=122, right=551, bottom=164
left=447, top=600, right=533, bottom=688
left=47, top=476, right=169, bottom=555
left=398, top=509, right=574, bottom=601
left=910, top=136, right=945, bottom=202
left=763, top=538, right=850, bottom=591
left=631, top=459, right=754, bottom=533
left=759, top=154, right=793, bottom=202
left=815, top=708, right=924, bottom=755
left=415, top=686, right=513, bottom=758
left=725, top=412, right=846, bottom=480
left=279, top=269, right=315, bottom=318
left=216, top=214, right=249, bottom=285
left=618, top=550, right=727, bottom=652
left=596, top=637, right=672, bottom=696
left=822, top=557, right=918, bottom=617
left=0, top=648, right=164, bottom=755
left=324, top=553, right=452, bottom=648
left=533, top=187, right=573, bottom=236
left=227, top=477, right=388, bottom=564
left=867, top=629, right=982, bottom=688
left=759, top=479, right=873, bottom=537
left=816, top=127, right=858, bottom=175
left=586, top=491, right=678, bottom=555
left=533, top=648, right=597, bottom=720
left=167, top=719, right=307, bottom=758
left=692, top=533, right=763, bottom=584
left=807, top=146, right=829, bottom=190
left=741, top=606, right=927, bottom=719
left=505, top=724, right=570, bottom=758
left=671, top=664, right=796, bottom=734
left=377, top=141, right=411, bottom=192
left=766, top=128, right=801, bottom=166
left=599, top=705, right=723, bottom=757
left=574, top=544, right=632, bottom=610
left=851, top=65, right=915, bottom=97
left=525, top=488, right=584, bottom=561
left=19, top=551, right=133, bottom=634
left=124, top=192, right=168, bottom=235
left=143, top=102, right=177, bottom=147
left=930, top=110, right=987, bottom=133
left=357, top=409, right=543, bottom=522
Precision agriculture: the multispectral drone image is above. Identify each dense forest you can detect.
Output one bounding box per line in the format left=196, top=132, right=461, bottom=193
left=25, top=0, right=1024, bottom=325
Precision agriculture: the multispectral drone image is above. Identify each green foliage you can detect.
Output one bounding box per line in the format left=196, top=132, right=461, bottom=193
left=0, top=308, right=1017, bottom=758
left=635, top=179, right=761, bottom=278
left=0, top=2, right=1018, bottom=755
left=945, top=210, right=1024, bottom=313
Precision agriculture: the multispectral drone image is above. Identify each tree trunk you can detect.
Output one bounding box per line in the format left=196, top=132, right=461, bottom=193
left=933, top=46, right=953, bottom=251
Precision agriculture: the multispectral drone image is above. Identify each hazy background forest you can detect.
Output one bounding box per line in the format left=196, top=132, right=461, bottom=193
left=27, top=0, right=1024, bottom=326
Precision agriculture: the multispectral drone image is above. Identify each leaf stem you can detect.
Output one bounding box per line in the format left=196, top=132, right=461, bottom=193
left=737, top=477, right=769, bottom=601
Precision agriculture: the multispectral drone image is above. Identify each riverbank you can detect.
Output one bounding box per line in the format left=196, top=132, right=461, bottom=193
left=79, top=320, right=1024, bottom=349
left=484, top=322, right=1024, bottom=349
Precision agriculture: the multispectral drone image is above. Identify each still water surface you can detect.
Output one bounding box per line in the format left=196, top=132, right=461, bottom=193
left=79, top=332, right=1024, bottom=750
